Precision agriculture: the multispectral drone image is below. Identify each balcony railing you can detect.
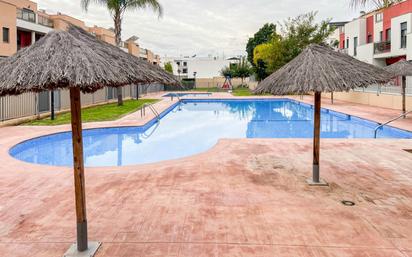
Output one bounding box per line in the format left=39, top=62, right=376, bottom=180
left=16, top=8, right=35, bottom=23
left=37, top=15, right=53, bottom=28
left=17, top=9, right=54, bottom=28
left=374, top=41, right=391, bottom=54
left=338, top=48, right=348, bottom=54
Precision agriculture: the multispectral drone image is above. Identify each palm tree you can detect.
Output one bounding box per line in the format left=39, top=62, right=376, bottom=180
left=81, top=0, right=163, bottom=106
left=350, top=0, right=403, bottom=9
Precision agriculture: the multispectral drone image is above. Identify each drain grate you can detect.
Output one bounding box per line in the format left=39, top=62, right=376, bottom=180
left=341, top=200, right=356, bottom=206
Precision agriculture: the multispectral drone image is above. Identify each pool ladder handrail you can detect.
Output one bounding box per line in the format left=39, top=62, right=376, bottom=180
left=374, top=110, right=412, bottom=138
left=170, top=93, right=181, bottom=102
left=141, top=121, right=160, bottom=139
left=141, top=103, right=160, bottom=122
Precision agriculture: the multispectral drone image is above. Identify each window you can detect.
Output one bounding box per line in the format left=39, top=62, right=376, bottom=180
left=386, top=28, right=391, bottom=42
left=367, top=34, right=373, bottom=43
left=379, top=31, right=383, bottom=42
left=176, top=61, right=180, bottom=66
left=182, top=68, right=188, bottom=74
left=346, top=38, right=349, bottom=49
left=183, top=62, right=187, bottom=66
left=375, top=13, right=383, bottom=23
left=401, top=22, right=407, bottom=48
left=354, top=37, right=358, bottom=56
left=2, top=27, right=9, bottom=43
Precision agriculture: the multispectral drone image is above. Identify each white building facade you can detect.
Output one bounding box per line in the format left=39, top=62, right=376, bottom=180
left=334, top=0, right=412, bottom=110
left=162, top=56, right=240, bottom=79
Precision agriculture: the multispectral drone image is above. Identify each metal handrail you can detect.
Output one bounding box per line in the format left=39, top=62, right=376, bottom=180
left=141, top=103, right=160, bottom=121
left=141, top=121, right=160, bottom=139
left=170, top=93, right=181, bottom=101
left=374, top=110, right=412, bottom=138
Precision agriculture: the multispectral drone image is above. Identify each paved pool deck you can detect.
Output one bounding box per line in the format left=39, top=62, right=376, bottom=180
left=0, top=93, right=411, bottom=257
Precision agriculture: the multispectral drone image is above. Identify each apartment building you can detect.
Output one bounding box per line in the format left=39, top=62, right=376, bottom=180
left=0, top=0, right=164, bottom=122
left=163, top=56, right=240, bottom=79
left=328, top=22, right=348, bottom=48
left=335, top=0, right=412, bottom=110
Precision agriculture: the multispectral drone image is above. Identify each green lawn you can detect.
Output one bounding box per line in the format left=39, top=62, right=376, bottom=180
left=191, top=87, right=221, bottom=92
left=26, top=99, right=158, bottom=126
left=231, top=87, right=255, bottom=96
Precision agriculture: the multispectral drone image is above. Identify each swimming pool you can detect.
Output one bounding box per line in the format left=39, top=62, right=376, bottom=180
left=10, top=99, right=412, bottom=167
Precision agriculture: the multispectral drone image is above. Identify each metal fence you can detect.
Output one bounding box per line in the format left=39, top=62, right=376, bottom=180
left=0, top=84, right=164, bottom=122
left=354, top=81, right=412, bottom=95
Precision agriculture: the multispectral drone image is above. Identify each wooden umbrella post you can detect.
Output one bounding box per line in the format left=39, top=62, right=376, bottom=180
left=69, top=87, right=88, bottom=252
left=308, top=92, right=328, bottom=186
left=64, top=87, right=101, bottom=257
left=402, top=76, right=407, bottom=117
left=51, top=90, right=55, bottom=120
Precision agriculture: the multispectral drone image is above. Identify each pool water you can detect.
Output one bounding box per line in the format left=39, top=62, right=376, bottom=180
left=10, top=99, right=412, bottom=167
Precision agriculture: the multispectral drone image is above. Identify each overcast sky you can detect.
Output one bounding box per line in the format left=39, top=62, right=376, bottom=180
left=37, top=0, right=365, bottom=58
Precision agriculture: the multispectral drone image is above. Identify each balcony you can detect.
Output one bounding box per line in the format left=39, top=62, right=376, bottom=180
left=37, top=15, right=53, bottom=28
left=16, top=8, right=35, bottom=23
left=338, top=48, right=348, bottom=54
left=374, top=41, right=391, bottom=54
left=17, top=9, right=54, bottom=29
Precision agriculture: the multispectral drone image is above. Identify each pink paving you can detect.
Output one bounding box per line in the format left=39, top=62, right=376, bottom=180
left=0, top=94, right=411, bottom=257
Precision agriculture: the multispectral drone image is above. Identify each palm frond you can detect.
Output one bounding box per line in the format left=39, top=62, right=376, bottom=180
left=125, top=0, right=163, bottom=18
left=81, top=0, right=110, bottom=11
left=350, top=0, right=403, bottom=9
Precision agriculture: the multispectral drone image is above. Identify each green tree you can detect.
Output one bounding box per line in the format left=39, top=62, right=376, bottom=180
left=164, top=62, right=173, bottom=74
left=254, top=12, right=334, bottom=75
left=350, top=0, right=402, bottom=8
left=254, top=59, right=268, bottom=82
left=246, top=23, right=276, bottom=67
left=233, top=57, right=253, bottom=85
left=221, top=58, right=253, bottom=85
left=81, top=0, right=163, bottom=106
left=220, top=66, right=234, bottom=78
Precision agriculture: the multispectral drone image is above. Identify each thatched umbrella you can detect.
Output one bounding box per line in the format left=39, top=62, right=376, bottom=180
left=0, top=25, right=179, bottom=256
left=384, top=59, right=412, bottom=117
left=255, top=44, right=391, bottom=185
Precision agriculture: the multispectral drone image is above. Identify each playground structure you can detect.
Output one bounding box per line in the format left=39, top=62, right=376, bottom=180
left=221, top=76, right=233, bottom=91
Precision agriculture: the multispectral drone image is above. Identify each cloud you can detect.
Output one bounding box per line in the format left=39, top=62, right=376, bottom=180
left=37, top=0, right=360, bottom=57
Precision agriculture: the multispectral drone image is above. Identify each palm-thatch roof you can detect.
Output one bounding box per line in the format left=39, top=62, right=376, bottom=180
left=255, top=44, right=392, bottom=95
left=384, top=59, right=412, bottom=77
left=0, top=25, right=180, bottom=96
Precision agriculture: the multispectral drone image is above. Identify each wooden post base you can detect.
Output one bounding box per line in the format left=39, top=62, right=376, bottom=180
left=63, top=241, right=101, bottom=257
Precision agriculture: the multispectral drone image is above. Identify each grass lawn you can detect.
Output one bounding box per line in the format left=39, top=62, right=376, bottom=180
left=191, top=87, right=221, bottom=92
left=231, top=87, right=255, bottom=96
left=26, top=99, right=158, bottom=126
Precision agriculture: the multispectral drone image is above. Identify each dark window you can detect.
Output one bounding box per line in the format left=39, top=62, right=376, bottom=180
left=346, top=38, right=349, bottom=49
left=176, top=61, right=180, bottom=66
left=386, top=28, right=391, bottom=42
left=354, top=37, right=358, bottom=56
left=2, top=27, right=9, bottom=43
left=401, top=22, right=407, bottom=48
left=183, top=62, right=187, bottom=66
left=367, top=34, right=373, bottom=43
left=182, top=68, right=188, bottom=73
left=379, top=31, right=383, bottom=42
